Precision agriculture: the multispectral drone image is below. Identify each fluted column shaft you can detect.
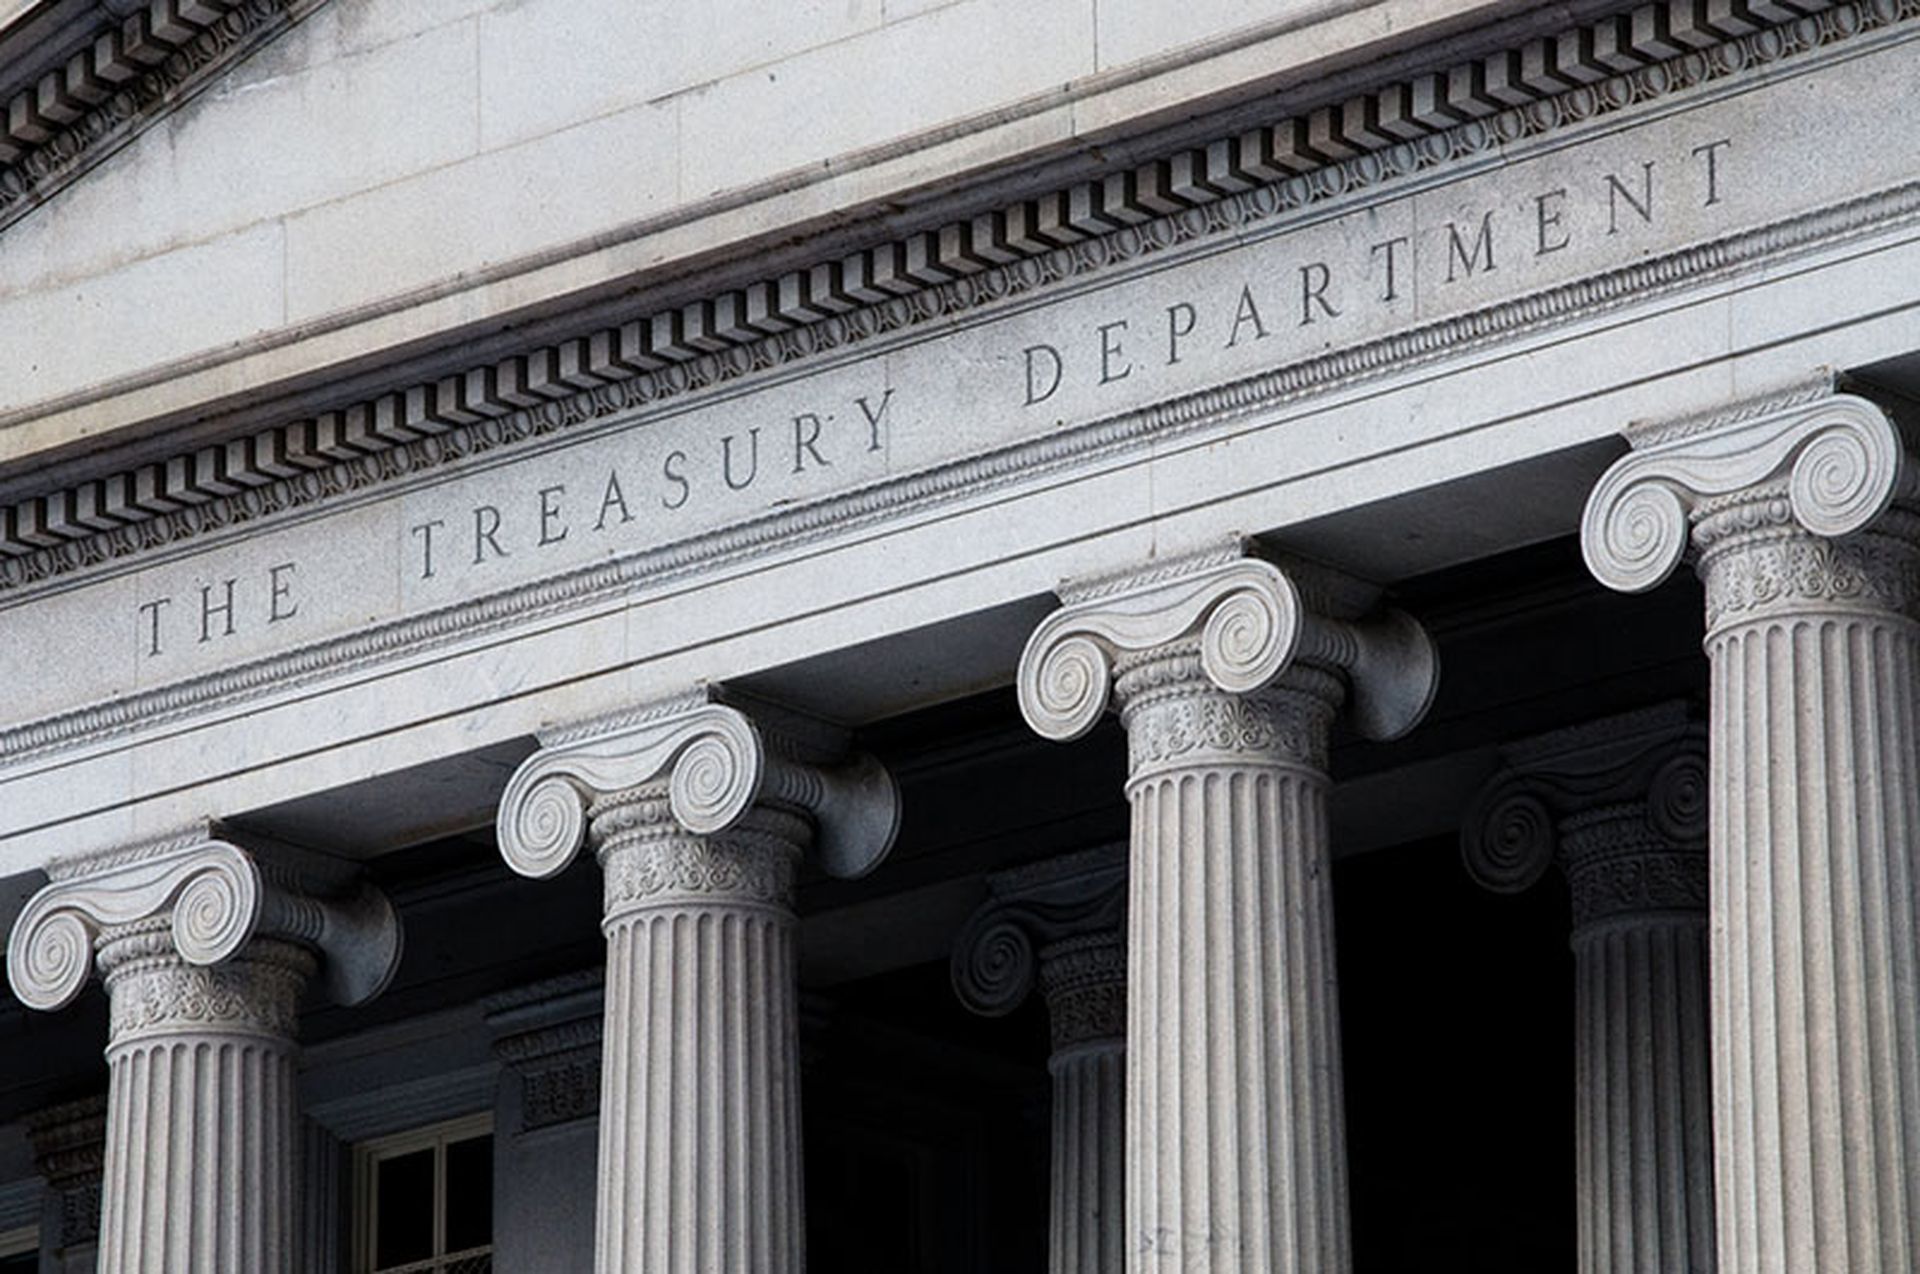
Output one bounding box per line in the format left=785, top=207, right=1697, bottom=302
left=1041, top=933, right=1127, bottom=1274
left=591, top=783, right=808, bottom=1274
left=1696, top=498, right=1920, bottom=1273
left=1562, top=809, right=1714, bottom=1274
left=1118, top=646, right=1350, bottom=1274
left=95, top=922, right=312, bottom=1274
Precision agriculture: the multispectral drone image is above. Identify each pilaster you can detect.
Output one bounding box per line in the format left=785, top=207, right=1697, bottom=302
left=1582, top=375, right=1920, bottom=1273
left=953, top=845, right=1127, bottom=1274
left=1463, top=704, right=1714, bottom=1274
left=1018, top=546, right=1438, bottom=1274
left=4, top=826, right=401, bottom=1274
left=496, top=690, right=901, bottom=1274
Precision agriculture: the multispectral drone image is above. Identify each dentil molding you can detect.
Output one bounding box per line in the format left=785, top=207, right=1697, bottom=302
left=2, top=0, right=1912, bottom=587
left=0, top=0, right=316, bottom=237
left=6, top=9, right=1920, bottom=767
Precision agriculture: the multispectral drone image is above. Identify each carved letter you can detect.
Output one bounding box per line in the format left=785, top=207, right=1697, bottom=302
left=538, top=484, right=568, bottom=546
left=1606, top=161, right=1655, bottom=235
left=792, top=413, right=831, bottom=474
left=1098, top=320, right=1132, bottom=384
left=1024, top=344, right=1063, bottom=406
left=1166, top=302, right=1196, bottom=365
left=856, top=389, right=894, bottom=453
left=268, top=562, right=298, bottom=623
left=1693, top=138, right=1731, bottom=207
left=410, top=518, right=445, bottom=580
left=1535, top=188, right=1570, bottom=255
left=722, top=429, right=761, bottom=491
left=1370, top=236, right=1409, bottom=303
left=198, top=579, right=236, bottom=644
left=1299, top=262, right=1339, bottom=325
left=473, top=505, right=509, bottom=564
left=594, top=472, right=633, bottom=531
left=1226, top=285, right=1270, bottom=348
left=137, top=597, right=170, bottom=658
left=662, top=450, right=690, bottom=509
left=1446, top=212, right=1497, bottom=282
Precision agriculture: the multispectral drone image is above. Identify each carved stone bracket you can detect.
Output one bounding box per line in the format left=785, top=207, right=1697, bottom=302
left=497, top=690, right=900, bottom=882
left=1461, top=703, right=1707, bottom=923
left=5, top=825, right=401, bottom=1014
left=1581, top=377, right=1910, bottom=594
left=951, top=845, right=1126, bottom=1049
left=1016, top=550, right=1438, bottom=744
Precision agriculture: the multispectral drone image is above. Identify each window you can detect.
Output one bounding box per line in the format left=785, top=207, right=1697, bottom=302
left=354, top=1114, right=493, bottom=1274
left=0, top=1225, right=36, bottom=1274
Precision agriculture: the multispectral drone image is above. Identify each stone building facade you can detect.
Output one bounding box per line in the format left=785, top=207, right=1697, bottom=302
left=1, top=0, right=1917, bottom=1270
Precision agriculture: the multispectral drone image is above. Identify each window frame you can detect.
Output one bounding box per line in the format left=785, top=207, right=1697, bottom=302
left=351, top=1112, right=494, bottom=1274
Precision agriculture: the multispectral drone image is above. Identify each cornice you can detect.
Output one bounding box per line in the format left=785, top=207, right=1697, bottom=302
left=0, top=0, right=317, bottom=234
left=1, top=2, right=1917, bottom=763
left=3, top=0, right=1909, bottom=584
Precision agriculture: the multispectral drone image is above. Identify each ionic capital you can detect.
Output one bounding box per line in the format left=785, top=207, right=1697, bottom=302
left=951, top=845, right=1125, bottom=1048
left=1017, top=550, right=1437, bottom=744
left=5, top=826, right=401, bottom=1015
left=497, top=690, right=900, bottom=883
left=1462, top=705, right=1707, bottom=920
left=1581, top=376, right=1910, bottom=594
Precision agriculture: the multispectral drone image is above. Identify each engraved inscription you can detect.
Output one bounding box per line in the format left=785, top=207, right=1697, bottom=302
left=1014, top=139, right=1731, bottom=409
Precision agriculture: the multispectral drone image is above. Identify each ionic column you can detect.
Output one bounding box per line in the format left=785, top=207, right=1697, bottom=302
left=1463, top=705, right=1714, bottom=1273
left=1583, top=377, right=1920, bottom=1272
left=952, top=845, right=1127, bottom=1274
left=496, top=692, right=900, bottom=1274
left=1017, top=549, right=1438, bottom=1273
left=4, top=829, right=401, bottom=1274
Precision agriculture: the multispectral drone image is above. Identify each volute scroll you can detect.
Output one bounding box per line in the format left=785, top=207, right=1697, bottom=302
left=1581, top=391, right=1905, bottom=594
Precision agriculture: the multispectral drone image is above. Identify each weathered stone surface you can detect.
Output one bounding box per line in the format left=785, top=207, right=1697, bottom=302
left=1019, top=548, right=1437, bottom=1273
left=1582, top=381, right=1920, bottom=1273
left=495, top=691, right=900, bottom=1274
left=7, top=17, right=1919, bottom=733
left=3, top=828, right=401, bottom=1274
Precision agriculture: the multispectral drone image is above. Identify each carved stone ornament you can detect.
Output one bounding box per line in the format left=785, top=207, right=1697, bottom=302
left=1461, top=704, right=1707, bottom=902
left=497, top=692, right=900, bottom=882
left=950, top=846, right=1127, bottom=1022
left=1017, top=554, right=1437, bottom=744
left=1580, top=382, right=1907, bottom=594
left=5, top=828, right=401, bottom=1013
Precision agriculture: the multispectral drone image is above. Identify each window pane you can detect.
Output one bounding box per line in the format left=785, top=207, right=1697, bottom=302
left=374, top=1147, right=436, bottom=1267
left=444, top=1134, right=493, bottom=1253
left=0, top=1253, right=36, bottom=1274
